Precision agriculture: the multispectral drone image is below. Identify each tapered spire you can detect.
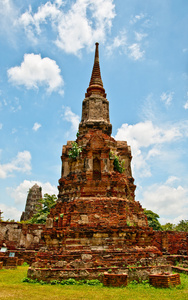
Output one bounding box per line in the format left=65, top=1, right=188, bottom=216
left=79, top=43, right=112, bottom=136
left=85, top=43, right=106, bottom=98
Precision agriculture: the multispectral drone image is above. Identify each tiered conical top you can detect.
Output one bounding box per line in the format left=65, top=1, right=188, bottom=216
left=79, top=43, right=112, bottom=136
left=85, top=43, right=106, bottom=98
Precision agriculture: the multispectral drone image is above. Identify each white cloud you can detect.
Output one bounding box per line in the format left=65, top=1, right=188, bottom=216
left=7, top=180, right=58, bottom=205
left=160, top=92, right=174, bottom=107
left=134, top=31, right=147, bottom=41
left=0, top=151, right=31, bottom=179
left=0, top=0, right=18, bottom=37
left=62, top=106, right=80, bottom=132
left=130, top=13, right=145, bottom=25
left=115, top=120, right=182, bottom=178
left=17, top=0, right=116, bottom=56
left=128, top=43, right=145, bottom=60
left=141, top=178, right=188, bottom=224
left=184, top=92, right=188, bottom=109
left=7, top=53, right=64, bottom=93
left=106, top=29, right=147, bottom=61
left=0, top=203, right=21, bottom=221
left=184, top=101, right=188, bottom=110
left=10, top=97, right=21, bottom=112
left=32, top=122, right=41, bottom=131
left=0, top=123, right=2, bottom=130
left=106, top=30, right=127, bottom=55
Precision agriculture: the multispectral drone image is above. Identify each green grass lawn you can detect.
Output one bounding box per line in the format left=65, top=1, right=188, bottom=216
left=0, top=266, right=187, bottom=300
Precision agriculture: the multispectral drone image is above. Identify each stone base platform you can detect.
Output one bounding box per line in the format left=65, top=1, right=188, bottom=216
left=27, top=265, right=172, bottom=283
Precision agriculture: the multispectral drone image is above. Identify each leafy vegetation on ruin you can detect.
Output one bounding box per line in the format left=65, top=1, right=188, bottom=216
left=0, top=266, right=187, bottom=300
left=109, top=151, right=125, bottom=173
left=68, top=142, right=82, bottom=159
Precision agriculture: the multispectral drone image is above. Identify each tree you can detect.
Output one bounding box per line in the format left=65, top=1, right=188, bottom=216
left=27, top=193, right=57, bottom=224
left=175, top=220, right=188, bottom=232
left=161, top=223, right=176, bottom=231
left=144, top=209, right=162, bottom=231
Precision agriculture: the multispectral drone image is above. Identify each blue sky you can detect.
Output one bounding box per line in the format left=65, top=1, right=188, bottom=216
left=0, top=0, right=188, bottom=224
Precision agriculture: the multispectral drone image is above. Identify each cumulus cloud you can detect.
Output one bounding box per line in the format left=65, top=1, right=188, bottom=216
left=17, top=0, right=116, bottom=55
left=7, top=53, right=64, bottom=93
left=62, top=106, right=80, bottom=132
left=7, top=180, right=58, bottom=205
left=32, top=122, right=41, bottom=131
left=140, top=177, right=188, bottom=224
left=0, top=203, right=21, bottom=221
left=0, top=151, right=31, bottom=179
left=115, top=120, right=182, bottom=178
left=160, top=92, right=174, bottom=107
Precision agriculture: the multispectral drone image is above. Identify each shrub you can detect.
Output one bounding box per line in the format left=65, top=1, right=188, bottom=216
left=68, top=142, right=82, bottom=160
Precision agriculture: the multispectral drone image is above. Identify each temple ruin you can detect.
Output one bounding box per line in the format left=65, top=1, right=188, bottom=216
left=0, top=43, right=187, bottom=283
left=20, top=184, right=42, bottom=222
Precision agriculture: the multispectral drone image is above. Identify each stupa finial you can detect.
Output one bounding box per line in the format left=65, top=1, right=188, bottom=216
left=85, top=43, right=106, bottom=97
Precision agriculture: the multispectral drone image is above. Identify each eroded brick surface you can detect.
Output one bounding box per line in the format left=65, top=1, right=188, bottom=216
left=149, top=273, right=181, bottom=288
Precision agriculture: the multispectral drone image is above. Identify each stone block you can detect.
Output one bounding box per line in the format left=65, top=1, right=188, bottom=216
left=103, top=273, right=128, bottom=287
left=149, top=273, right=181, bottom=288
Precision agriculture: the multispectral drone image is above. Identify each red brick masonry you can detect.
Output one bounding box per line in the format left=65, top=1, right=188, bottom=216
left=149, top=273, right=181, bottom=288
left=103, top=273, right=128, bottom=287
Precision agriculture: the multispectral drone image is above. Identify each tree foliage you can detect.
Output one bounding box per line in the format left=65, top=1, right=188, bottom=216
left=161, top=220, right=188, bottom=232
left=161, top=222, right=176, bottom=231
left=27, top=193, right=57, bottom=224
left=144, top=209, right=162, bottom=231
left=175, top=220, right=188, bottom=232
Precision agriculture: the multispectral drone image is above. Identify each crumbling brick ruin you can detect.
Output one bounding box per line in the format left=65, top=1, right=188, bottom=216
left=0, top=43, right=187, bottom=282
left=20, top=184, right=42, bottom=221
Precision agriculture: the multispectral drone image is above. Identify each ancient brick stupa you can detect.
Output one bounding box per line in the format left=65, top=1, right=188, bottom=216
left=20, top=184, right=42, bottom=221
left=28, top=43, right=162, bottom=282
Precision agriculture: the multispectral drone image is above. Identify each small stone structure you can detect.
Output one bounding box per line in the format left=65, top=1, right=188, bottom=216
left=149, top=273, right=181, bottom=288
left=103, top=273, right=128, bottom=287
left=20, top=184, right=42, bottom=221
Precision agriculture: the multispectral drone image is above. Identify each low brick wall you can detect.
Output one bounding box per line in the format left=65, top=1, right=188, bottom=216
left=149, top=273, right=181, bottom=288
left=0, top=257, right=18, bottom=269
left=172, top=266, right=188, bottom=275
left=27, top=265, right=172, bottom=283
left=0, top=222, right=45, bottom=250
left=152, top=231, right=188, bottom=255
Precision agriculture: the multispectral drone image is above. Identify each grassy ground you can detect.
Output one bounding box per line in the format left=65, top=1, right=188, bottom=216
left=0, top=266, right=187, bottom=300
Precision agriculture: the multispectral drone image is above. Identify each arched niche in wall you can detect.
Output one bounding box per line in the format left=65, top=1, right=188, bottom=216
left=93, top=157, right=101, bottom=180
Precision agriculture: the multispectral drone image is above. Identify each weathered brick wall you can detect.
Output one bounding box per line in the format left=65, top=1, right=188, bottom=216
left=152, top=231, right=188, bottom=255
left=0, top=221, right=45, bottom=250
